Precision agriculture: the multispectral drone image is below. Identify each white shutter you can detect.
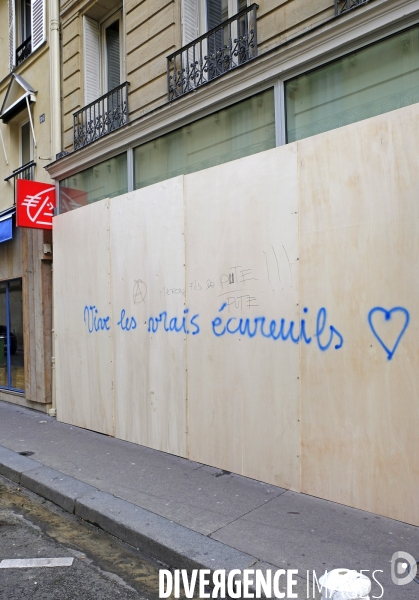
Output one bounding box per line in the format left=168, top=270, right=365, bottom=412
left=83, top=16, right=100, bottom=105
left=31, top=0, right=46, bottom=52
left=8, top=0, right=15, bottom=71
left=182, top=0, right=198, bottom=46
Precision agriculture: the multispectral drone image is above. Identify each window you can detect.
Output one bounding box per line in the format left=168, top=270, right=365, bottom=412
left=105, top=19, right=121, bottom=94
left=0, top=280, right=25, bottom=392
left=21, top=121, right=32, bottom=165
left=205, top=0, right=249, bottom=65
left=182, top=0, right=249, bottom=46
left=61, top=89, right=274, bottom=212
left=75, top=11, right=126, bottom=149
left=83, top=11, right=123, bottom=106
left=59, top=153, right=127, bottom=213
left=18, top=0, right=31, bottom=46
left=9, top=0, right=46, bottom=69
left=285, top=26, right=419, bottom=143
left=205, top=0, right=248, bottom=31
left=134, top=88, right=275, bottom=190
left=170, top=0, right=256, bottom=99
left=20, top=120, right=34, bottom=179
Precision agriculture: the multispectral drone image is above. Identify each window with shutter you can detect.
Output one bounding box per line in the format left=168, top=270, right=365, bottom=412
left=83, top=16, right=101, bottom=105
left=31, top=0, right=45, bottom=52
left=82, top=10, right=123, bottom=108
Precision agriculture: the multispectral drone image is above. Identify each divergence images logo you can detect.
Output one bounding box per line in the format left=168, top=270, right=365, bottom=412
left=391, top=552, right=419, bottom=586
left=16, top=180, right=56, bottom=230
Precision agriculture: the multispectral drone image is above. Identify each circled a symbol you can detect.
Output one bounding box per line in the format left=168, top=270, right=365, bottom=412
left=133, top=280, right=147, bottom=304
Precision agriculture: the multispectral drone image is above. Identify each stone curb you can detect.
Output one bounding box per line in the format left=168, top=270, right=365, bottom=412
left=75, top=490, right=256, bottom=572
left=0, top=444, right=257, bottom=572
left=21, top=466, right=97, bottom=514
left=0, top=445, right=39, bottom=483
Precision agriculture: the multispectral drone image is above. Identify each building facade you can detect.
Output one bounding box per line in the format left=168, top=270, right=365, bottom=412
left=47, top=0, right=419, bottom=198
left=0, top=0, right=60, bottom=411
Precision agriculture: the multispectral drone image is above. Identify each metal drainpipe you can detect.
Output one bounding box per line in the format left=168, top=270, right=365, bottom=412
left=48, top=0, right=61, bottom=418
left=50, top=0, right=61, bottom=159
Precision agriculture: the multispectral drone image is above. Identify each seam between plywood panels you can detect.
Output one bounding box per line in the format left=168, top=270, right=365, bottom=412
left=183, top=175, right=190, bottom=460
left=107, top=199, right=116, bottom=437
left=297, top=141, right=302, bottom=493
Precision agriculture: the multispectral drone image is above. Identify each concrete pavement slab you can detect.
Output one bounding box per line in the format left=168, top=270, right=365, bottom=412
left=98, top=465, right=286, bottom=536
left=20, top=465, right=98, bottom=513
left=0, top=400, right=419, bottom=599
left=0, top=401, right=286, bottom=534
left=210, top=490, right=419, bottom=599
left=75, top=490, right=257, bottom=572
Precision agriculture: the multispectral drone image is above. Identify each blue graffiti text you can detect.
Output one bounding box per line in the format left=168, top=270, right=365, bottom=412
left=211, top=303, right=343, bottom=350
left=84, top=305, right=111, bottom=333
left=117, top=309, right=137, bottom=331
left=148, top=309, right=200, bottom=335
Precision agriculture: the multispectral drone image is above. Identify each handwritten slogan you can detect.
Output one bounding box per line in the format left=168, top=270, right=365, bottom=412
left=83, top=257, right=410, bottom=361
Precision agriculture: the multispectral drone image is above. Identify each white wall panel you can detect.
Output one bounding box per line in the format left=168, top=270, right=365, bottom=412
left=299, top=104, right=419, bottom=526
left=184, top=147, right=301, bottom=489
left=54, top=200, right=114, bottom=435
left=53, top=103, right=419, bottom=525
left=110, top=177, right=187, bottom=457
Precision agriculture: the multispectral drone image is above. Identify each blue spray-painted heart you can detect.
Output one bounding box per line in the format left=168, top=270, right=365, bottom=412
left=368, top=307, right=410, bottom=361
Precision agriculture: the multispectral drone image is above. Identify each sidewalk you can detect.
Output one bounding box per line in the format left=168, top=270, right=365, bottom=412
left=0, top=400, right=417, bottom=599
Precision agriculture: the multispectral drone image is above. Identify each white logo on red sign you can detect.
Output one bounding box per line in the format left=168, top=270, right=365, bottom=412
left=21, top=187, right=55, bottom=226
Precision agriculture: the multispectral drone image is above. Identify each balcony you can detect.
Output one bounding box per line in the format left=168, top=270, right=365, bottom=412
left=167, top=3, right=258, bottom=101
left=73, top=82, right=129, bottom=151
left=4, top=161, right=35, bottom=182
left=16, top=37, right=32, bottom=66
left=335, top=0, right=370, bottom=15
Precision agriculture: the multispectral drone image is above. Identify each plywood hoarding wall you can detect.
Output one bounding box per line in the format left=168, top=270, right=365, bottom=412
left=54, top=104, right=419, bottom=525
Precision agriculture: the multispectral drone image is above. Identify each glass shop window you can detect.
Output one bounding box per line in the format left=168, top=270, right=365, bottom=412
left=285, top=26, right=419, bottom=143
left=133, top=87, right=275, bottom=190
left=0, top=279, right=25, bottom=392
left=59, top=153, right=128, bottom=213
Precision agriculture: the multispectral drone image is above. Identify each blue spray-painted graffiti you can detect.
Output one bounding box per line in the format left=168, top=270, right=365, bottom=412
left=211, top=303, right=344, bottom=350
left=84, top=302, right=410, bottom=359
left=84, top=306, right=111, bottom=332
left=368, top=307, right=410, bottom=360
left=148, top=309, right=200, bottom=335
left=117, top=309, right=137, bottom=331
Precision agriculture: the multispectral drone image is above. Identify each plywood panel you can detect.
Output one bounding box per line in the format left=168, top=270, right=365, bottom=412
left=110, top=177, right=187, bottom=457
left=185, top=147, right=301, bottom=489
left=54, top=200, right=114, bottom=435
left=52, top=102, right=419, bottom=525
left=299, top=104, right=419, bottom=526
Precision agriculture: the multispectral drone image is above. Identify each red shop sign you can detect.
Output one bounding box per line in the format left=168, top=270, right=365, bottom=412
left=16, top=179, right=56, bottom=230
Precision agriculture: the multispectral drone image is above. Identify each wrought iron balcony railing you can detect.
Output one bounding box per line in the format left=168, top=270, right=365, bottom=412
left=16, top=36, right=32, bottom=66
left=4, top=161, right=35, bottom=182
left=335, top=0, right=369, bottom=15
left=167, top=3, right=258, bottom=101
left=73, top=82, right=129, bottom=151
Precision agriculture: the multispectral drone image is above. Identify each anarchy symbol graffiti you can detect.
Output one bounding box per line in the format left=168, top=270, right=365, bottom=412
left=133, top=280, right=147, bottom=304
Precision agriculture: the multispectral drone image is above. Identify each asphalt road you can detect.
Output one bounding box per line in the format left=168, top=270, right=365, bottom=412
left=0, top=475, right=164, bottom=600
